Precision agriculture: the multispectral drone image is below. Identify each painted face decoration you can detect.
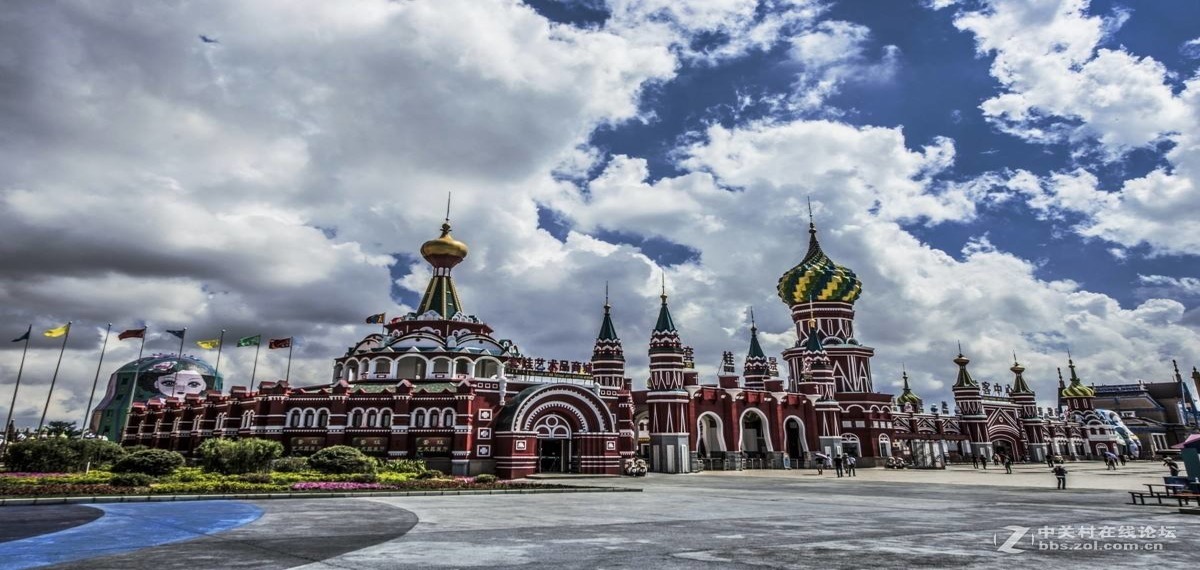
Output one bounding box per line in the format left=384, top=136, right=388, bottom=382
left=154, top=369, right=207, bottom=398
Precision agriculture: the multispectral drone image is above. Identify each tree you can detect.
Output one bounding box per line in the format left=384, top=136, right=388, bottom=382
left=111, top=449, right=185, bottom=476
left=196, top=438, right=283, bottom=474
left=308, top=445, right=375, bottom=474
left=44, top=421, right=81, bottom=438
left=4, top=438, right=125, bottom=472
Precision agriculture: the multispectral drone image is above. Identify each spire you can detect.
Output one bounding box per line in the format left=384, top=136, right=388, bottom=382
left=417, top=199, right=469, bottom=318
left=952, top=348, right=977, bottom=388
left=896, top=368, right=921, bottom=406
left=1061, top=353, right=1095, bottom=398
left=1010, top=352, right=1033, bottom=394
left=597, top=283, right=619, bottom=341
left=747, top=307, right=765, bottom=359
left=1057, top=367, right=1066, bottom=389
left=1174, top=359, right=1184, bottom=383
left=653, top=273, right=676, bottom=333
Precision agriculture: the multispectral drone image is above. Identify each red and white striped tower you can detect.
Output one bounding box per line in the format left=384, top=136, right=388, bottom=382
left=646, top=280, right=691, bottom=473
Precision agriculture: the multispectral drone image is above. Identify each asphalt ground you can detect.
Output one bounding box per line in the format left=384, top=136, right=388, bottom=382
left=1, top=470, right=1196, bottom=569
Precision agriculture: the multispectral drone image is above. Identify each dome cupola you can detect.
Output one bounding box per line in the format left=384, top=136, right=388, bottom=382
left=777, top=221, right=861, bottom=306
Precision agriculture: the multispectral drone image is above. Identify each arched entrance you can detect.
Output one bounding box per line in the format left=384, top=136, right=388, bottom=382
left=740, top=410, right=771, bottom=457
left=535, top=414, right=573, bottom=473
left=785, top=417, right=807, bottom=460
left=697, top=413, right=726, bottom=458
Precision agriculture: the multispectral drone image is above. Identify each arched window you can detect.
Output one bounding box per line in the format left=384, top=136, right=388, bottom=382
left=303, top=409, right=316, bottom=428
left=878, top=434, right=892, bottom=457
left=373, top=359, right=390, bottom=374
left=396, top=357, right=426, bottom=379
left=433, top=359, right=450, bottom=375
left=430, top=409, right=442, bottom=428
left=455, top=359, right=470, bottom=376
left=349, top=409, right=363, bottom=428
left=477, top=359, right=500, bottom=378
left=379, top=410, right=393, bottom=428
left=366, top=409, right=378, bottom=428
left=287, top=409, right=302, bottom=427
left=412, top=409, right=426, bottom=428
left=317, top=409, right=329, bottom=427
left=443, top=409, right=455, bottom=428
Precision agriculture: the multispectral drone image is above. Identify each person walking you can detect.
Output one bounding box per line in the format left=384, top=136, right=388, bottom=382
left=972, top=455, right=979, bottom=469
left=846, top=455, right=857, bottom=477
left=1045, top=454, right=1054, bottom=468
left=1106, top=455, right=1117, bottom=471
left=1118, top=454, right=1126, bottom=467
left=1003, top=455, right=1013, bottom=474
left=816, top=456, right=825, bottom=475
left=1052, top=464, right=1068, bottom=489
left=1164, top=458, right=1180, bottom=477
left=980, top=455, right=987, bottom=470
left=834, top=454, right=844, bottom=478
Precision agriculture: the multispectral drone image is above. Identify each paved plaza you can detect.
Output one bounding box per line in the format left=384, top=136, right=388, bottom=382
left=0, top=462, right=1196, bottom=569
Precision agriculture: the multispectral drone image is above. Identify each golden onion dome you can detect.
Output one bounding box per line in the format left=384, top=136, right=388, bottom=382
left=777, top=224, right=862, bottom=306
left=421, top=222, right=468, bottom=269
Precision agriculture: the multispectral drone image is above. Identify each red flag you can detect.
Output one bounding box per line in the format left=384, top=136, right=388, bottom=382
left=118, top=328, right=146, bottom=340
left=268, top=337, right=292, bottom=349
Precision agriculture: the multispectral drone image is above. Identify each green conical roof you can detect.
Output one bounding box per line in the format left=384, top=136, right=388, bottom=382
left=748, top=326, right=765, bottom=359
left=654, top=295, right=676, bottom=333
left=417, top=275, right=463, bottom=317
left=598, top=303, right=619, bottom=341
left=952, top=352, right=977, bottom=388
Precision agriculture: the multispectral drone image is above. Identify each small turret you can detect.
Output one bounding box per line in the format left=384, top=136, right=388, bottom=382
left=590, top=285, right=625, bottom=388
left=895, top=369, right=921, bottom=410
left=743, top=308, right=770, bottom=390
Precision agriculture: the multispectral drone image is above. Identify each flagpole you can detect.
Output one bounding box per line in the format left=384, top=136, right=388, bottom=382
left=251, top=339, right=261, bottom=387
left=1, top=325, right=32, bottom=457
left=82, top=323, right=112, bottom=434
left=285, top=340, right=293, bottom=382
left=37, top=321, right=72, bottom=434
left=214, top=329, right=226, bottom=379
left=122, top=333, right=147, bottom=445
left=177, top=327, right=187, bottom=359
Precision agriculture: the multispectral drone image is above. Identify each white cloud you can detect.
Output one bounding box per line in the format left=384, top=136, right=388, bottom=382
left=951, top=0, right=1200, bottom=257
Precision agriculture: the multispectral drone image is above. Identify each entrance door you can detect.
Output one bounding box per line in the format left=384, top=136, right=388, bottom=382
left=537, top=439, right=571, bottom=473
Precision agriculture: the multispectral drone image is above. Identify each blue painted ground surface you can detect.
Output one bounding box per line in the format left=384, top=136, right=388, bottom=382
left=0, top=501, right=263, bottom=569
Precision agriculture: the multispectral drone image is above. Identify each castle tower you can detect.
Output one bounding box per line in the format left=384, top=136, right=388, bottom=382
left=950, top=349, right=991, bottom=459
left=742, top=309, right=770, bottom=390
left=1060, top=356, right=1096, bottom=412
left=1010, top=355, right=1046, bottom=461
left=646, top=280, right=691, bottom=473
left=590, top=288, right=625, bottom=388
left=784, top=310, right=842, bottom=455
left=776, top=214, right=875, bottom=393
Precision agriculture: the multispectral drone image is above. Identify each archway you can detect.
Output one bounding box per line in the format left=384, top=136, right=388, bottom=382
left=740, top=409, right=771, bottom=456
left=841, top=433, right=860, bottom=458
left=534, top=414, right=573, bottom=473
left=697, top=413, right=726, bottom=458
left=785, top=417, right=807, bottom=461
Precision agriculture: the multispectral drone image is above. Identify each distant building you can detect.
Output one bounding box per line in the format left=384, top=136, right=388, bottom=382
left=1089, top=363, right=1200, bottom=456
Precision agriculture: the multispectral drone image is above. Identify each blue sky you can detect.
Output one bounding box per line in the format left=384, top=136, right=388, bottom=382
left=2, top=0, right=1199, bottom=425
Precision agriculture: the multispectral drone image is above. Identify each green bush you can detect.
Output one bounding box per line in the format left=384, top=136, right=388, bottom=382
left=307, top=446, right=375, bottom=474
left=150, top=481, right=282, bottom=494
left=239, top=472, right=272, bottom=484
left=36, top=471, right=114, bottom=485
left=111, top=449, right=185, bottom=476
left=382, top=459, right=429, bottom=474
left=474, top=474, right=498, bottom=484
left=272, top=456, right=309, bottom=473
left=196, top=438, right=283, bottom=475
left=110, top=472, right=155, bottom=487
left=415, top=469, right=446, bottom=480
left=376, top=472, right=414, bottom=484
left=4, top=438, right=126, bottom=473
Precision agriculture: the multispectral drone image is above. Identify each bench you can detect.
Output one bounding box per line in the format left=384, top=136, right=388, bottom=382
left=1173, top=492, right=1200, bottom=507
left=1129, top=491, right=1171, bottom=506
left=1145, top=483, right=1185, bottom=496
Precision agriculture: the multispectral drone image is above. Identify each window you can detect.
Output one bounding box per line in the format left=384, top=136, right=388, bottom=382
left=412, top=409, right=426, bottom=428
left=366, top=409, right=378, bottom=428
left=1120, top=411, right=1135, bottom=418
left=303, top=409, right=316, bottom=428
left=287, top=409, right=301, bottom=427
left=430, top=409, right=442, bottom=428
left=380, top=410, right=393, bottom=428
left=433, top=360, right=450, bottom=375
left=1151, top=433, right=1168, bottom=452
left=240, top=411, right=254, bottom=429
left=455, top=360, right=470, bottom=375
left=443, top=409, right=455, bottom=428
left=317, top=409, right=329, bottom=427
left=349, top=409, right=364, bottom=428
left=214, top=413, right=227, bottom=432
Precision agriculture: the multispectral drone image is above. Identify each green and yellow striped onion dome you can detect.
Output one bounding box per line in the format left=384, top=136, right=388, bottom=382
left=896, top=388, right=921, bottom=406
left=1061, top=380, right=1095, bottom=398
left=777, top=224, right=862, bottom=305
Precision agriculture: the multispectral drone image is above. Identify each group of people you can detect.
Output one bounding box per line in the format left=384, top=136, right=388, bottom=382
left=970, top=453, right=1015, bottom=474
left=811, top=453, right=857, bottom=477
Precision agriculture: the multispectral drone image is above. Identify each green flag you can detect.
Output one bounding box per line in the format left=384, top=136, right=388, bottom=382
left=237, top=334, right=261, bottom=347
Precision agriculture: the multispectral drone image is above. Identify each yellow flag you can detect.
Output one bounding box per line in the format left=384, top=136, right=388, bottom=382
left=43, top=323, right=70, bottom=338
left=196, top=339, right=221, bottom=350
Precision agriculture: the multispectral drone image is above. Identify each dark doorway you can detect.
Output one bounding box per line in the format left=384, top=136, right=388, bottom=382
left=537, top=439, right=572, bottom=473
left=786, top=419, right=803, bottom=459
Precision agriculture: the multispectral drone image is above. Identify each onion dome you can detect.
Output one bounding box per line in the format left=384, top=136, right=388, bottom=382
left=1060, top=357, right=1095, bottom=398
left=421, top=221, right=468, bottom=270
left=896, top=371, right=921, bottom=407
left=777, top=221, right=862, bottom=306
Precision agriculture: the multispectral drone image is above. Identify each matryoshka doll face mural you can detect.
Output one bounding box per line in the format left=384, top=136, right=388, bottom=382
left=137, top=357, right=214, bottom=400
left=154, top=368, right=207, bottom=398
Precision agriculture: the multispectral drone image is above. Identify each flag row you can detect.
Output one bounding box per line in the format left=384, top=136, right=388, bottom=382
left=12, top=324, right=292, bottom=350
